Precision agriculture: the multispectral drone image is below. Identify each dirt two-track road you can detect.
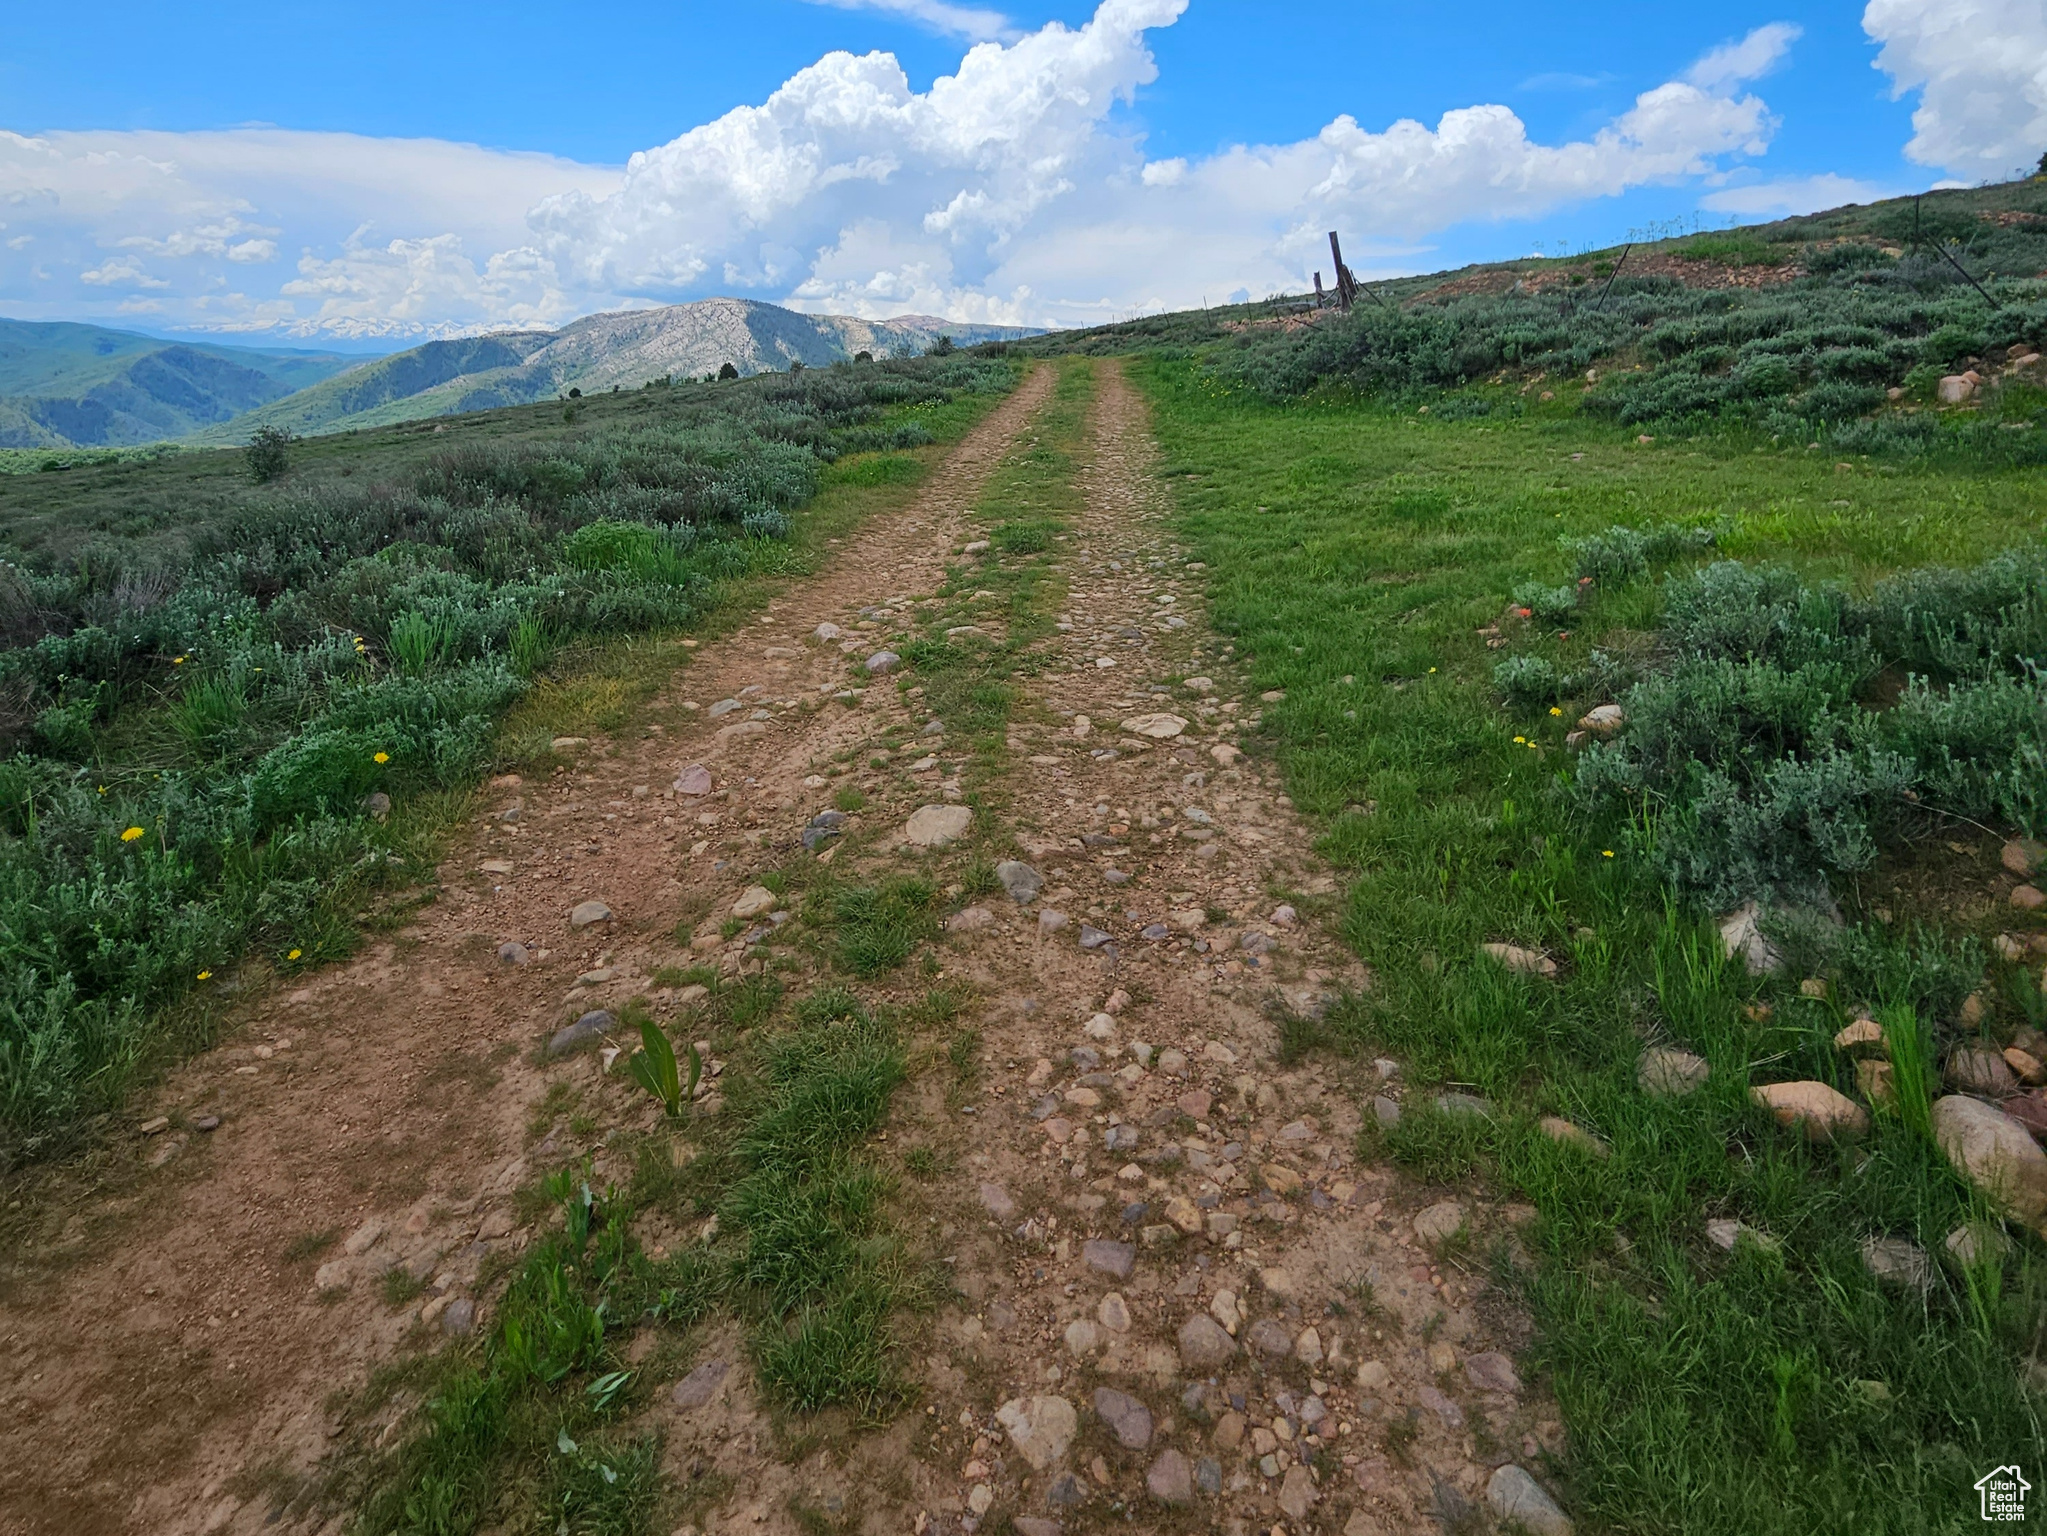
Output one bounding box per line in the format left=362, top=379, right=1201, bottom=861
left=0, top=360, right=1562, bottom=1536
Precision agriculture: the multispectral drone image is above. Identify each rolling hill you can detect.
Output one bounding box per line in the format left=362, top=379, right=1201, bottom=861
left=0, top=320, right=357, bottom=448
left=194, top=299, right=1042, bottom=442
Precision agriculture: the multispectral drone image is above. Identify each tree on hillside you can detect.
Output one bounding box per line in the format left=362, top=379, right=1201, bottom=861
left=245, top=425, right=294, bottom=484
left=928, top=335, right=956, bottom=356
left=719, top=362, right=739, bottom=380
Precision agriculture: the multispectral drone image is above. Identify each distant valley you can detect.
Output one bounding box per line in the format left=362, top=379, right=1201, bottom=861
left=0, top=321, right=356, bottom=448
left=0, top=300, right=1042, bottom=449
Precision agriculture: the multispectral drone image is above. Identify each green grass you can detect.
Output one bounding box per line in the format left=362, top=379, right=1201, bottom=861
left=826, top=876, right=938, bottom=976
left=1136, top=352, right=2047, bottom=1536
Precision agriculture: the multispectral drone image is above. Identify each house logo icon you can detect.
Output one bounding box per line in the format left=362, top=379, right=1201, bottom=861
left=1976, top=1465, right=2029, bottom=1522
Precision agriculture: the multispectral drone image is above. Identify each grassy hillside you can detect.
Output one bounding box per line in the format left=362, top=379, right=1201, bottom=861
left=0, top=355, right=1017, bottom=1163
left=0, top=319, right=356, bottom=449
left=1023, top=181, right=2047, bottom=463
left=196, top=298, right=1039, bottom=444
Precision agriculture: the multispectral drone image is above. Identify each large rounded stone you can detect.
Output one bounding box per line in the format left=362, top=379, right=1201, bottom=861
left=1487, top=1466, right=1573, bottom=1535
left=904, top=805, right=973, bottom=848
left=1932, top=1094, right=2047, bottom=1229
left=1750, top=1080, right=1868, bottom=1140
left=569, top=899, right=612, bottom=928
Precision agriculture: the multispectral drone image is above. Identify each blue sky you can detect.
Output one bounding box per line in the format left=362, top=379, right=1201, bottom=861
left=0, top=0, right=2036, bottom=341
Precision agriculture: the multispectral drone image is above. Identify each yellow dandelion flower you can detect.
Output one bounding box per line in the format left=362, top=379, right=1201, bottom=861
left=172, top=656, right=187, bottom=665
left=197, top=970, right=212, bottom=981
left=1549, top=707, right=1563, bottom=717
left=287, top=948, right=302, bottom=961
left=1513, top=736, right=1527, bottom=744
left=120, top=826, right=145, bottom=842
left=373, top=751, right=390, bottom=764
left=1602, top=850, right=1615, bottom=858
left=1428, top=667, right=1438, bottom=674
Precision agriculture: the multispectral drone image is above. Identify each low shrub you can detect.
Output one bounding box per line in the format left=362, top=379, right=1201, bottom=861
left=1573, top=549, right=2047, bottom=903
left=0, top=357, right=1015, bottom=1162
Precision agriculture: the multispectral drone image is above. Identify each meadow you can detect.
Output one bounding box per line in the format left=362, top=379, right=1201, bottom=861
left=0, top=356, right=1015, bottom=1165
left=1135, top=353, right=2046, bottom=1533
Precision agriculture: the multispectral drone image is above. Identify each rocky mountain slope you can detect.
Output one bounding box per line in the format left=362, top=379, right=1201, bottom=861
left=196, top=298, right=1041, bottom=442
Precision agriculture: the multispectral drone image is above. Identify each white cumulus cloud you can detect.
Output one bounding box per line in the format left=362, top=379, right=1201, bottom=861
left=0, top=5, right=1804, bottom=339
left=1865, top=0, right=2047, bottom=175
left=1701, top=172, right=1896, bottom=216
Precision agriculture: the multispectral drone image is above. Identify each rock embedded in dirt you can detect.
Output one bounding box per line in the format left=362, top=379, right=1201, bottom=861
left=947, top=906, right=996, bottom=933
left=1466, top=1351, right=1522, bottom=1393
left=441, top=1298, right=476, bottom=1336
left=904, top=804, right=972, bottom=848
left=1833, top=1017, right=1883, bottom=1052
left=1638, top=1047, right=1710, bottom=1097
left=1246, top=1318, right=1293, bottom=1357
left=497, top=942, right=530, bottom=966
left=547, top=1010, right=618, bottom=1057
left=1750, top=1081, right=1869, bottom=1140
left=362, top=792, right=391, bottom=821
left=1414, top=1201, right=1466, bottom=1244
left=1079, top=924, right=1114, bottom=950
left=313, top=1260, right=352, bottom=1293
left=1278, top=1465, right=1320, bottom=1520
left=1931, top=1094, right=2047, bottom=1228
left=2012, top=885, right=2045, bottom=911
left=1145, top=1449, right=1195, bottom=1505
left=1488, top=1466, right=1574, bottom=1536
left=731, top=886, right=777, bottom=919
left=569, top=900, right=612, bottom=929
left=1121, top=713, right=1188, bottom=740
left=1011, top=1522, right=1061, bottom=1536
left=1177, top=1312, right=1236, bottom=1369
left=864, top=650, right=901, bottom=675
left=1083, top=1239, right=1136, bottom=1279
left=674, top=765, right=714, bottom=796
left=996, top=1395, right=1078, bottom=1470
left=1479, top=941, right=1557, bottom=978
left=997, top=860, right=1045, bottom=903
left=1098, top=1292, right=1131, bottom=1331
left=1093, top=1387, right=1154, bottom=1449
left=1372, top=1095, right=1401, bottom=1130
left=979, top=1183, right=1017, bottom=1221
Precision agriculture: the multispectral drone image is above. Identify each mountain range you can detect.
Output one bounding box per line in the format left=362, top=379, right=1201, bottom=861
left=0, top=301, right=1042, bottom=449
left=0, top=321, right=356, bottom=448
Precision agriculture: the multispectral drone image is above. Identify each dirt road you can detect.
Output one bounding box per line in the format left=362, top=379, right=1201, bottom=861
left=0, top=359, right=1558, bottom=1536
